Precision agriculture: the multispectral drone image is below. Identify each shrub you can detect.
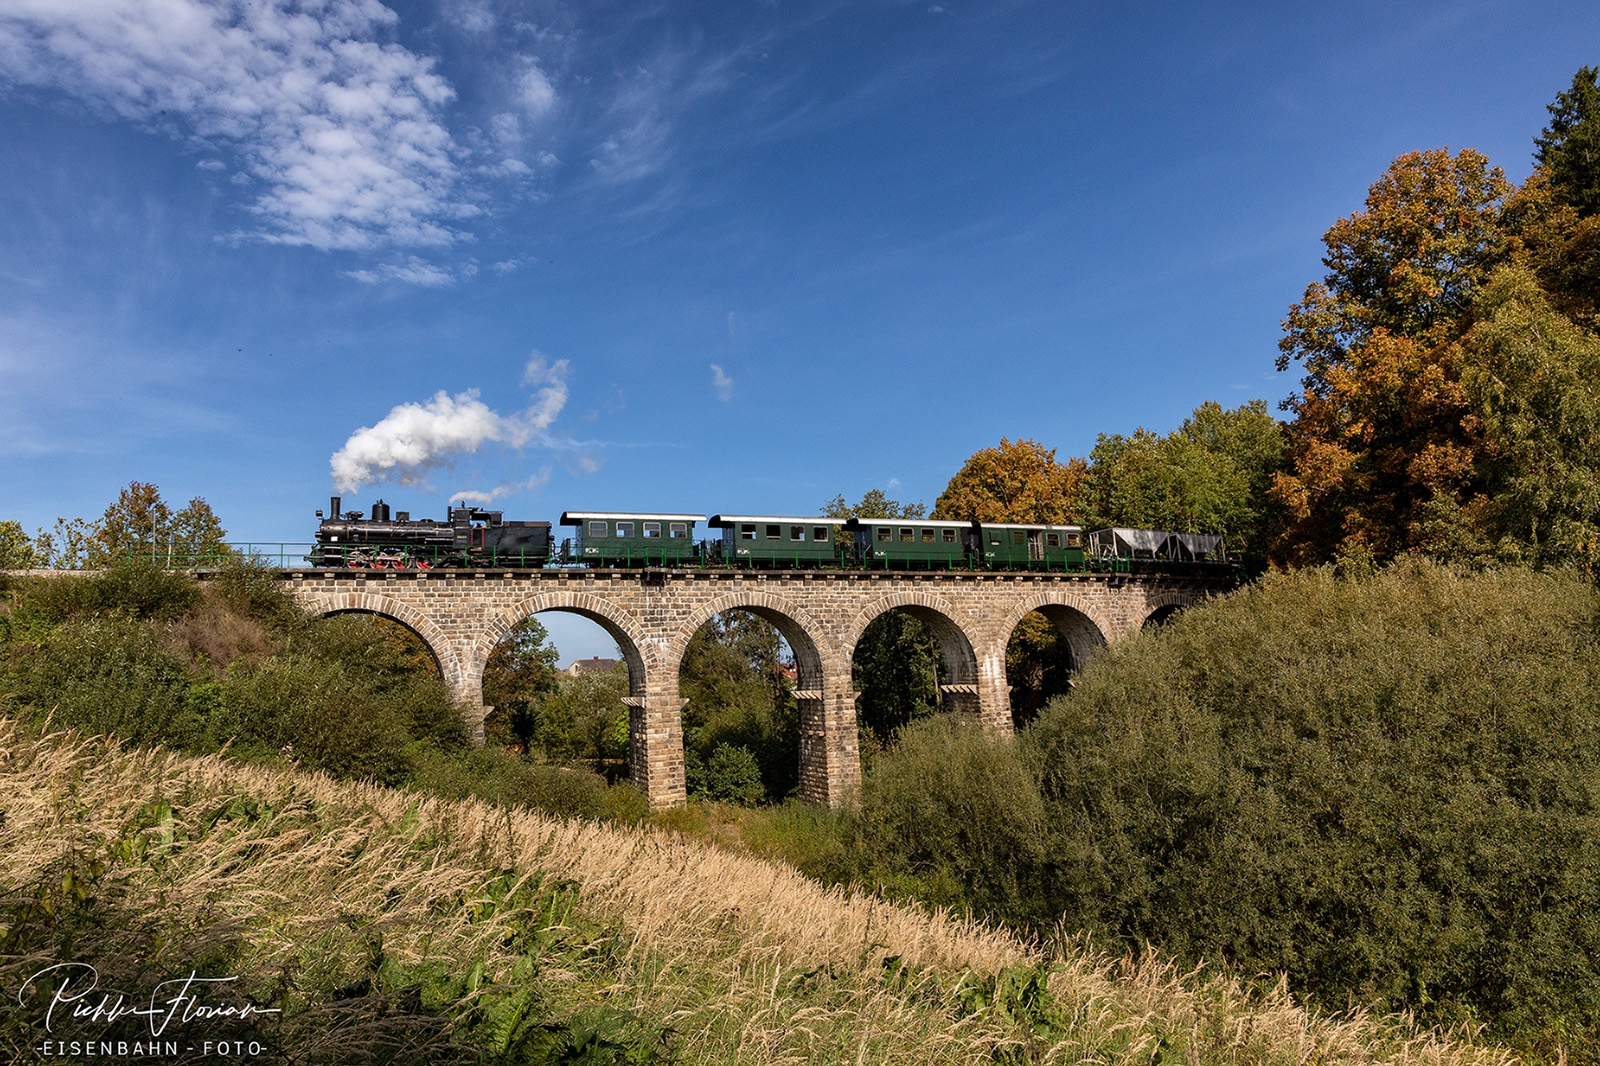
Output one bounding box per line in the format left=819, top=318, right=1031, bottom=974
left=219, top=656, right=414, bottom=784
left=208, top=557, right=301, bottom=628
left=1024, top=560, right=1600, bottom=1051
left=851, top=716, right=1049, bottom=921
left=699, top=743, right=766, bottom=806
left=22, top=616, right=201, bottom=747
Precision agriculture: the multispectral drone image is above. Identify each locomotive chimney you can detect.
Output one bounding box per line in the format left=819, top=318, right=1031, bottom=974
left=330, top=495, right=341, bottom=518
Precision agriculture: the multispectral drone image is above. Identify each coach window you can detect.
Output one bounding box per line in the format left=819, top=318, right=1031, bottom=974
left=1067, top=532, right=1081, bottom=547
left=643, top=522, right=661, bottom=538
left=740, top=524, right=756, bottom=540
left=617, top=522, right=635, bottom=538
left=899, top=528, right=914, bottom=542
left=814, top=526, right=829, bottom=541
left=670, top=523, right=688, bottom=538
left=876, top=526, right=892, bottom=542
left=790, top=525, right=805, bottom=540
left=942, top=528, right=957, bottom=543
left=1046, top=532, right=1061, bottom=548
left=921, top=528, right=935, bottom=542
left=587, top=521, right=607, bottom=538
left=766, top=524, right=781, bottom=540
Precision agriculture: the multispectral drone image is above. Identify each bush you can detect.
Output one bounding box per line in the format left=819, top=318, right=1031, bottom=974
left=218, top=656, right=415, bottom=784
left=22, top=616, right=201, bottom=747
left=699, top=744, right=766, bottom=806
left=1024, top=560, right=1600, bottom=1051
left=208, top=557, right=301, bottom=628
left=850, top=716, right=1050, bottom=921
left=408, top=746, right=612, bottom=821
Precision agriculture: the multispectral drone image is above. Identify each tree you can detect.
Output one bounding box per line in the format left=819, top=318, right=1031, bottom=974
left=0, top=521, right=41, bottom=569
left=482, top=617, right=562, bottom=753
left=823, top=490, right=946, bottom=744
left=1272, top=149, right=1515, bottom=565
left=678, top=611, right=797, bottom=799
left=930, top=438, right=1086, bottom=523
left=1535, top=66, right=1600, bottom=217
left=1455, top=266, right=1600, bottom=566
left=32, top=517, right=101, bottom=569
left=170, top=497, right=231, bottom=564
left=97, top=482, right=173, bottom=564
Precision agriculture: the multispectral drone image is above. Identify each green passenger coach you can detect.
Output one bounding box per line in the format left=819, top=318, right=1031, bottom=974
left=558, top=512, right=706, bottom=566
left=844, top=518, right=972, bottom=569
left=707, top=515, right=838, bottom=568
left=973, top=523, right=1087, bottom=570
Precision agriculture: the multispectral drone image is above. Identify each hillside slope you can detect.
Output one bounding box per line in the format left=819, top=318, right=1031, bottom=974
left=1, top=718, right=1513, bottom=1066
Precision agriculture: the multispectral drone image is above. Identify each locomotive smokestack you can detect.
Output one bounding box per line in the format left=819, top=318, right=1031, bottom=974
left=330, top=495, right=341, bottom=518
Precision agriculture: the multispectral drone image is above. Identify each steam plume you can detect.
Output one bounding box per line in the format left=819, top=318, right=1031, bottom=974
left=330, top=354, right=569, bottom=492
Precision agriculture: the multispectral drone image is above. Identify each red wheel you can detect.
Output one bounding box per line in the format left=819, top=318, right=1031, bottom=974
left=415, top=558, right=433, bottom=570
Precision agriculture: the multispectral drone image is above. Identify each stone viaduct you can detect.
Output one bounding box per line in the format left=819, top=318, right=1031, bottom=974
left=274, top=567, right=1231, bottom=809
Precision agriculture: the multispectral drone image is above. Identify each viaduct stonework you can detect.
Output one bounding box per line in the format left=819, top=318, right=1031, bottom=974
left=274, top=567, right=1231, bottom=809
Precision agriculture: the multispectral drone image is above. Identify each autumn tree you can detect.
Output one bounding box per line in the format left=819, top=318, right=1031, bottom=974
left=930, top=438, right=1086, bottom=523
left=1271, top=149, right=1516, bottom=565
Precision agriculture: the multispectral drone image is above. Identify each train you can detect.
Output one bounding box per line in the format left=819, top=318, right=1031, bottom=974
left=309, top=496, right=1234, bottom=575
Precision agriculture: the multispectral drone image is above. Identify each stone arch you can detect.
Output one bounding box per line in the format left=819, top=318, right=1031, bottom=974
left=994, top=592, right=1111, bottom=669
left=487, top=592, right=652, bottom=698
left=673, top=591, right=837, bottom=693
left=300, top=592, right=456, bottom=682
left=847, top=591, right=981, bottom=690
left=1141, top=589, right=1201, bottom=629
left=674, top=591, right=849, bottom=808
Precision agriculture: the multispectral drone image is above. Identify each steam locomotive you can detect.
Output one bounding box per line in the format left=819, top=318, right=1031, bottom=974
left=309, top=496, right=1233, bottom=574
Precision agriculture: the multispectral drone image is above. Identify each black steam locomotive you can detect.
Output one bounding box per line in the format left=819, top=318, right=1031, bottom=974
left=310, top=497, right=551, bottom=569
left=309, top=496, right=1233, bottom=575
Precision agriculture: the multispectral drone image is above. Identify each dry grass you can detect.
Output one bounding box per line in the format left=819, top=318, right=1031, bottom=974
left=0, top=717, right=1519, bottom=1066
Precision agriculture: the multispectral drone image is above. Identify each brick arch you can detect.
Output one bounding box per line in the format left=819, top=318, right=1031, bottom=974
left=1140, top=588, right=1205, bottom=628
left=486, top=592, right=651, bottom=697
left=672, top=591, right=835, bottom=691
left=300, top=592, right=458, bottom=684
left=993, top=592, right=1111, bottom=668
left=847, top=592, right=980, bottom=688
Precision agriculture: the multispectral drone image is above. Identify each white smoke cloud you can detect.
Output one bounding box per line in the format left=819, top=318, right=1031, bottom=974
left=710, top=363, right=733, bottom=401
left=330, top=352, right=570, bottom=492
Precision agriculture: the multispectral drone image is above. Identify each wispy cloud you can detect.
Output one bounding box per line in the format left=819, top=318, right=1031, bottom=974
left=710, top=363, right=733, bottom=401
left=329, top=350, right=571, bottom=491
left=0, top=0, right=469, bottom=251
left=345, top=256, right=473, bottom=287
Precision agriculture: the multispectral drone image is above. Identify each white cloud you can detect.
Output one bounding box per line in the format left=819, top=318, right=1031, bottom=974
left=344, top=255, right=459, bottom=287
left=329, top=350, right=571, bottom=491
left=710, top=363, right=733, bottom=401
left=0, top=0, right=468, bottom=251
left=518, top=63, right=556, bottom=117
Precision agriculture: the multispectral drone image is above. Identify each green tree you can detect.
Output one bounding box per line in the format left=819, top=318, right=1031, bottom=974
left=1535, top=65, right=1600, bottom=217
left=0, top=521, right=41, bottom=569
left=539, top=664, right=630, bottom=769
left=1081, top=402, right=1284, bottom=571
left=1455, top=266, right=1600, bottom=565
left=32, top=517, right=101, bottom=569
left=170, top=497, right=231, bottom=564
left=482, top=618, right=562, bottom=752
left=678, top=611, right=798, bottom=799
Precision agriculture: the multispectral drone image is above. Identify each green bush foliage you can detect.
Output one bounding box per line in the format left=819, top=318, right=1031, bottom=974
left=837, top=560, right=1600, bottom=1055
left=697, top=743, right=767, bottom=806
left=21, top=616, right=201, bottom=747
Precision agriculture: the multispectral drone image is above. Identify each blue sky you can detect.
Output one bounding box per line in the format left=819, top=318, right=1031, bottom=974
left=2, top=0, right=1594, bottom=661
